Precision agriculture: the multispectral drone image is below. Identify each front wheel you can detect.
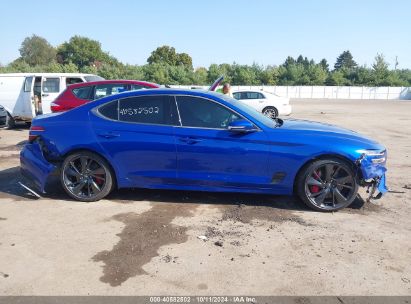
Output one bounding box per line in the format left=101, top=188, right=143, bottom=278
left=61, top=151, right=114, bottom=202
left=296, top=159, right=359, bottom=211
left=262, top=106, right=278, bottom=119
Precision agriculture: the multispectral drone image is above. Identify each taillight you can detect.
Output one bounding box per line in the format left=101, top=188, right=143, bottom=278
left=29, top=126, right=45, bottom=142
left=50, top=102, right=63, bottom=113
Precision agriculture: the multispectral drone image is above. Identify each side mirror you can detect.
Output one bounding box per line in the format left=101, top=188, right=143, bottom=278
left=228, top=120, right=257, bottom=133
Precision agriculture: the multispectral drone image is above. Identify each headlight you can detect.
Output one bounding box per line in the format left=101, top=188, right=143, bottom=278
left=356, top=149, right=386, bottom=164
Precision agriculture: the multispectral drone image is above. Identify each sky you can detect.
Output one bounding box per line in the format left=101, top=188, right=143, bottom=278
left=1, top=0, right=410, bottom=69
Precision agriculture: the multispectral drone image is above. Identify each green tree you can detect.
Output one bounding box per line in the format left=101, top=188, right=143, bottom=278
left=283, top=56, right=296, bottom=68
left=176, top=53, right=193, bottom=70
left=334, top=50, right=357, bottom=70
left=319, top=59, right=329, bottom=72
left=147, top=46, right=193, bottom=70
left=207, top=63, right=232, bottom=84
left=326, top=70, right=350, bottom=86
left=147, top=46, right=178, bottom=66
left=191, top=67, right=208, bottom=85
left=260, top=66, right=279, bottom=85
left=371, top=53, right=390, bottom=86
left=19, top=35, right=56, bottom=66
left=57, top=36, right=110, bottom=68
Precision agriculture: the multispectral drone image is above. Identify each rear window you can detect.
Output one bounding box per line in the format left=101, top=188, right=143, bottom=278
left=72, top=86, right=94, bottom=100
left=98, top=100, right=118, bottom=120
left=118, top=96, right=177, bottom=125
left=97, top=96, right=178, bottom=126
left=66, top=78, right=83, bottom=85
left=95, top=84, right=129, bottom=99
left=84, top=75, right=105, bottom=82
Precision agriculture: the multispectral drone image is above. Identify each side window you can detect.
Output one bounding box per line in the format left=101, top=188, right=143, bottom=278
left=246, top=92, right=259, bottom=99
left=130, top=84, right=145, bottom=90
left=232, top=92, right=240, bottom=100
left=98, top=100, right=118, bottom=120
left=240, top=92, right=248, bottom=100
left=24, top=77, right=33, bottom=92
left=118, top=96, right=177, bottom=125
left=42, top=78, right=60, bottom=93
left=66, top=78, right=84, bottom=86
left=257, top=93, right=265, bottom=99
left=176, top=96, right=241, bottom=129
left=95, top=84, right=129, bottom=99
left=72, top=86, right=94, bottom=100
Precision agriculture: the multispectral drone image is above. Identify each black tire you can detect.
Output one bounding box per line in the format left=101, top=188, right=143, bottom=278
left=262, top=106, right=278, bottom=119
left=296, top=158, right=359, bottom=212
left=5, top=113, right=15, bottom=129
left=61, top=151, right=114, bottom=202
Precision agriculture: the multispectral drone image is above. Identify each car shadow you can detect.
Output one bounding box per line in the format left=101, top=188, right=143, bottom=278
left=0, top=165, right=367, bottom=212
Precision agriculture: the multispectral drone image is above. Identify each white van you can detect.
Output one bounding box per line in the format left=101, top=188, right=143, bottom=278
left=0, top=73, right=104, bottom=128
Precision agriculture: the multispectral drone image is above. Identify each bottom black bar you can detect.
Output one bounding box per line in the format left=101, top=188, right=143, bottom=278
left=0, top=296, right=410, bottom=304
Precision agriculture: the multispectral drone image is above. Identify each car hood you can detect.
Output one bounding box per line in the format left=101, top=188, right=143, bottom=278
left=276, top=119, right=381, bottom=147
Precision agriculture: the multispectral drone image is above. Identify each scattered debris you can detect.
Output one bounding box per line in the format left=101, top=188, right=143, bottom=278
left=401, top=278, right=410, bottom=283
left=161, top=254, right=178, bottom=264
left=230, top=240, right=241, bottom=246
left=197, top=235, right=208, bottom=241
left=205, top=226, right=223, bottom=238
left=18, top=182, right=41, bottom=199
left=214, top=241, right=223, bottom=247
left=0, top=272, right=9, bottom=278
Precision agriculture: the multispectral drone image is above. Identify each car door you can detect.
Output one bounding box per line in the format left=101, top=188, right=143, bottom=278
left=90, top=94, right=179, bottom=188
left=244, top=92, right=264, bottom=110
left=173, top=95, right=272, bottom=189
left=41, top=76, right=61, bottom=114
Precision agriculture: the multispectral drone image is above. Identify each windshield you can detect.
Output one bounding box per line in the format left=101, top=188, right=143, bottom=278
left=84, top=75, right=105, bottom=82
left=216, top=93, right=279, bottom=128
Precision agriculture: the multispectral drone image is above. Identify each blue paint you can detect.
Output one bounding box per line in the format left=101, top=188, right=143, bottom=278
left=20, top=89, right=388, bottom=198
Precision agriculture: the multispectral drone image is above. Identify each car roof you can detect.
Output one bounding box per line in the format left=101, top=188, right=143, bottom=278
left=67, top=80, right=160, bottom=89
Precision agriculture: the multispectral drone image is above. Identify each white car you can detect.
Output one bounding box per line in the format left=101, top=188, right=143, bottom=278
left=232, top=90, right=292, bottom=119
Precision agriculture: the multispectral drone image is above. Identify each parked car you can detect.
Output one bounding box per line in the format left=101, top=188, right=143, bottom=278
left=0, top=73, right=103, bottom=128
left=232, top=90, right=291, bottom=119
left=0, top=105, right=7, bottom=126
left=50, top=80, right=160, bottom=113
left=21, top=89, right=387, bottom=211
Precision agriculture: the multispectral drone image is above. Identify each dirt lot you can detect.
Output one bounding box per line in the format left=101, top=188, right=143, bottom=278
left=0, top=99, right=410, bottom=295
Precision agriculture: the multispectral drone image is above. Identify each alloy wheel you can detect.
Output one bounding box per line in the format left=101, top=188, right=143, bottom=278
left=63, top=155, right=107, bottom=199
left=304, top=162, right=356, bottom=211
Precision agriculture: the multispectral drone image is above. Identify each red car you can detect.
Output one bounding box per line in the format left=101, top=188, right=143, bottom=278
left=50, top=80, right=160, bottom=112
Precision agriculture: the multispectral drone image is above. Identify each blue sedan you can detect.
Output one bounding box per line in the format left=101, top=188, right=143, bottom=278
left=20, top=89, right=387, bottom=211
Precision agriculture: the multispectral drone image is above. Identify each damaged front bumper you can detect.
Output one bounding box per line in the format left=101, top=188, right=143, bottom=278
left=356, top=151, right=388, bottom=200
left=20, top=141, right=58, bottom=193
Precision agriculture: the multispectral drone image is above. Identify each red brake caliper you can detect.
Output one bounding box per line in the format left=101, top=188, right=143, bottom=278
left=310, top=170, right=321, bottom=193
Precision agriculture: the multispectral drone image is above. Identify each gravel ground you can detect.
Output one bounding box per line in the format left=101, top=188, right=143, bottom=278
left=0, top=99, right=410, bottom=295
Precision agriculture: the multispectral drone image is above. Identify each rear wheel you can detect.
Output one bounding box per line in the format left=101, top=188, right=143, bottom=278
left=296, top=159, right=358, bottom=211
left=262, top=106, right=278, bottom=119
left=61, top=151, right=114, bottom=202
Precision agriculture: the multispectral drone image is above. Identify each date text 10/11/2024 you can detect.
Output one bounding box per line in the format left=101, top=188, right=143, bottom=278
left=149, top=296, right=257, bottom=303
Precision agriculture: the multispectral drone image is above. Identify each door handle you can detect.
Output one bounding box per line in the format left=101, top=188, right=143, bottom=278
left=98, top=132, right=120, bottom=139
left=179, top=137, right=202, bottom=144
left=42, top=93, right=49, bottom=97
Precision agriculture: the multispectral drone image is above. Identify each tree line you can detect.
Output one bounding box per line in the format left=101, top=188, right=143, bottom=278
left=1, top=34, right=410, bottom=87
